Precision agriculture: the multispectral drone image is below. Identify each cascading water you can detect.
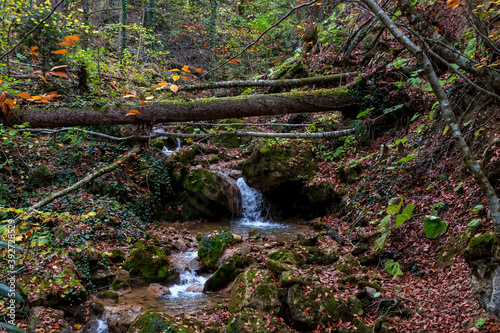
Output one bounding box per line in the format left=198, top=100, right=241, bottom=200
left=162, top=138, right=181, bottom=155
left=167, top=251, right=207, bottom=298
left=234, top=178, right=288, bottom=232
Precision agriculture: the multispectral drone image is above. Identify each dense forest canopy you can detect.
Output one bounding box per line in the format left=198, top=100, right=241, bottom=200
left=0, top=0, right=500, bottom=332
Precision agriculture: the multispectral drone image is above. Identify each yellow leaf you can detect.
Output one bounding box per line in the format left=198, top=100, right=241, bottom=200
left=65, top=35, right=81, bottom=41
left=195, top=68, right=203, bottom=74
left=145, top=96, right=154, bottom=100
left=31, top=96, right=43, bottom=100
left=18, top=92, right=31, bottom=99
left=88, top=211, right=96, bottom=216
left=74, top=324, right=82, bottom=330
left=31, top=46, right=38, bottom=51
left=170, top=85, right=179, bottom=93
left=446, top=0, right=460, bottom=9
left=169, top=69, right=181, bottom=72
left=58, top=40, right=74, bottom=47
left=172, top=75, right=180, bottom=81
left=122, top=95, right=136, bottom=98
left=229, top=59, right=240, bottom=64
left=0, top=80, right=2, bottom=84
left=53, top=49, right=68, bottom=54
left=443, top=125, right=449, bottom=135
left=182, top=65, right=191, bottom=73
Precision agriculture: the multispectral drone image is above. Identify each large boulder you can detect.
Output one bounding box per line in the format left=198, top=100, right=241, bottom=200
left=226, top=309, right=298, bottom=333
left=240, top=143, right=339, bottom=219
left=27, top=307, right=71, bottom=333
left=464, top=233, right=500, bottom=320
left=204, top=253, right=244, bottom=291
left=198, top=231, right=235, bottom=273
left=285, top=281, right=340, bottom=330
left=179, top=168, right=241, bottom=219
left=122, top=244, right=179, bottom=284
left=229, top=269, right=281, bottom=315
left=106, top=305, right=141, bottom=333
left=128, top=310, right=196, bottom=333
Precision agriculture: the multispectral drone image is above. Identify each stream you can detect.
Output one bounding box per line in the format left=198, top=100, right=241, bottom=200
left=95, top=178, right=307, bottom=331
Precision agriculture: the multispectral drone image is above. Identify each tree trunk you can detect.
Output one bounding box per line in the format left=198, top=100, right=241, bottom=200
left=182, top=73, right=358, bottom=91
left=6, top=88, right=360, bottom=128
left=362, top=0, right=500, bottom=319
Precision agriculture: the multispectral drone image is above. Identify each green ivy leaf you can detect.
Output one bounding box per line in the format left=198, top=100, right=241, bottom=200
left=395, top=204, right=415, bottom=227
left=374, top=231, right=389, bottom=251
left=423, top=216, right=448, bottom=239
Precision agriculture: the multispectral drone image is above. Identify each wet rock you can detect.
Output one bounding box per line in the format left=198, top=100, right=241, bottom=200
left=172, top=239, right=189, bottom=252
left=148, top=283, right=171, bottom=298
left=112, top=269, right=130, bottom=291
left=204, top=253, right=244, bottom=291
left=248, top=228, right=261, bottom=239
left=198, top=231, right=235, bottom=273
left=319, top=242, right=341, bottom=264
left=122, top=244, right=179, bottom=284
left=105, top=305, right=141, bottom=333
left=128, top=310, right=196, bottom=333
left=229, top=269, right=281, bottom=315
left=232, top=233, right=243, bottom=243
left=27, top=307, right=71, bottom=333
left=226, top=309, right=298, bottom=333
left=296, top=233, right=318, bottom=246
left=186, top=284, right=204, bottom=293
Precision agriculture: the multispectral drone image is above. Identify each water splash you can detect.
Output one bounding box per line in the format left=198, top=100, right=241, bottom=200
left=167, top=251, right=207, bottom=299
left=162, top=138, right=182, bottom=155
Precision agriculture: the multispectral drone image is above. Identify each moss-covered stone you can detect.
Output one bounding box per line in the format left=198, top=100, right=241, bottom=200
left=226, top=309, right=298, bottom=333
left=97, top=290, right=118, bottom=300
left=128, top=310, right=196, bottom=333
left=286, top=282, right=340, bottom=329
left=229, top=269, right=281, bottom=315
left=204, top=253, right=244, bottom=291
left=110, top=248, right=126, bottom=263
left=112, top=269, right=130, bottom=290
left=122, top=244, right=179, bottom=284
left=338, top=295, right=364, bottom=322
left=27, top=307, right=71, bottom=333
left=198, top=231, right=235, bottom=273
left=269, top=248, right=303, bottom=267
left=464, top=233, right=497, bottom=260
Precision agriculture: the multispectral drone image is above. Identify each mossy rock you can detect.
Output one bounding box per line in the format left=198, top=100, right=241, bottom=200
left=269, top=248, right=304, bottom=268
left=278, top=271, right=315, bottom=288
left=338, top=295, right=364, bottom=322
left=229, top=269, right=281, bottom=315
left=112, top=269, right=130, bottom=290
left=122, top=244, right=179, bottom=284
left=178, top=169, right=241, bottom=220
left=97, top=290, right=118, bottom=301
left=286, top=282, right=340, bottom=330
left=226, top=309, right=298, bottom=333
left=204, top=253, right=244, bottom=291
left=198, top=231, right=235, bottom=273
left=267, top=259, right=297, bottom=276
left=27, top=306, right=71, bottom=333
left=464, top=233, right=497, bottom=260
left=128, top=310, right=196, bottom=333
left=110, top=248, right=126, bottom=263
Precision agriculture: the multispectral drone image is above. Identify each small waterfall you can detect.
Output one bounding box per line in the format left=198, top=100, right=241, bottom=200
left=235, top=178, right=287, bottom=230
left=162, top=138, right=182, bottom=155
left=167, top=251, right=206, bottom=298
left=237, top=177, right=267, bottom=223
left=95, top=316, right=109, bottom=333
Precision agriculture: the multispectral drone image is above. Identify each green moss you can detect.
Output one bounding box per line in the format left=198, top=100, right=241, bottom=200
left=129, top=310, right=195, bottom=333
left=97, top=290, right=118, bottom=300
left=198, top=231, right=235, bottom=272
left=204, top=254, right=243, bottom=291
left=226, top=309, right=297, bottom=333
left=123, top=244, right=179, bottom=283
left=465, top=233, right=497, bottom=260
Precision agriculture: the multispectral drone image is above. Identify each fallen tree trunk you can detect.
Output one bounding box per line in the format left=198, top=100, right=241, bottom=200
left=6, top=88, right=360, bottom=128
left=181, top=73, right=358, bottom=91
